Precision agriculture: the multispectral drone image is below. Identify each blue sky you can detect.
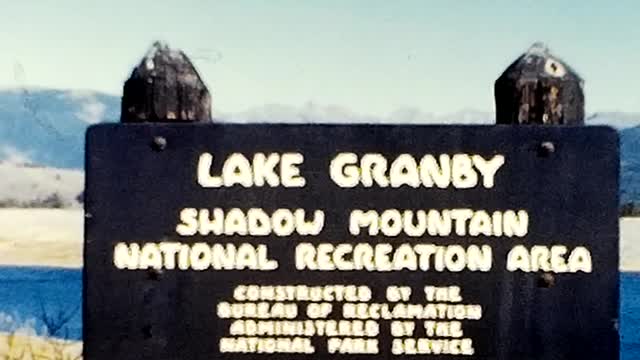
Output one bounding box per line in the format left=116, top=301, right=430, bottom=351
left=1, top=0, right=638, bottom=115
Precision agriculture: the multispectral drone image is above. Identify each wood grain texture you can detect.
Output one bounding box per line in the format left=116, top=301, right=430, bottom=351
left=121, top=42, right=212, bottom=123
left=495, top=43, right=585, bottom=125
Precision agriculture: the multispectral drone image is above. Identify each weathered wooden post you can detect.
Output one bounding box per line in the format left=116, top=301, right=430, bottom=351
left=495, top=42, right=585, bottom=125
left=121, top=41, right=212, bottom=123
left=493, top=43, right=618, bottom=358
left=85, top=41, right=212, bottom=359
left=494, top=43, right=588, bottom=280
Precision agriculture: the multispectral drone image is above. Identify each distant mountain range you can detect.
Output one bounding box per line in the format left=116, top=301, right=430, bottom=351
left=621, top=127, right=640, bottom=204
left=0, top=88, right=639, bottom=204
left=0, top=88, right=119, bottom=169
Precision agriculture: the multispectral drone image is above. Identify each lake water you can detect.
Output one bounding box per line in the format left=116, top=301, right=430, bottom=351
left=0, top=266, right=638, bottom=358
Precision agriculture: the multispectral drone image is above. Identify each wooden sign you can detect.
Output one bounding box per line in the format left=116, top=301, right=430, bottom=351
left=84, top=124, right=619, bottom=360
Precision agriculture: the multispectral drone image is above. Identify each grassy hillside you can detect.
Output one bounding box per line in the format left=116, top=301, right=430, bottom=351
left=0, top=162, right=83, bottom=209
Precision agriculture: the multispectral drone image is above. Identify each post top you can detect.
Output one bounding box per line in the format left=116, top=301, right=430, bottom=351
left=142, top=41, right=186, bottom=69
left=121, top=41, right=212, bottom=123
left=499, top=42, right=583, bottom=83
left=525, top=42, right=550, bottom=57
left=494, top=42, right=585, bottom=125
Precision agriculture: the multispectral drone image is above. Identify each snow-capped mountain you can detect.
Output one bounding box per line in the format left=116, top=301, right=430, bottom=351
left=0, top=88, right=119, bottom=169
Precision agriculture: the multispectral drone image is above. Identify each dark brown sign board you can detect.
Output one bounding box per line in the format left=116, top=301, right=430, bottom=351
left=84, top=124, right=619, bottom=360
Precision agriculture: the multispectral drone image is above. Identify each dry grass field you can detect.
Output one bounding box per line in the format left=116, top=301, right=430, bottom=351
left=0, top=209, right=82, bottom=268
left=0, top=331, right=82, bottom=359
